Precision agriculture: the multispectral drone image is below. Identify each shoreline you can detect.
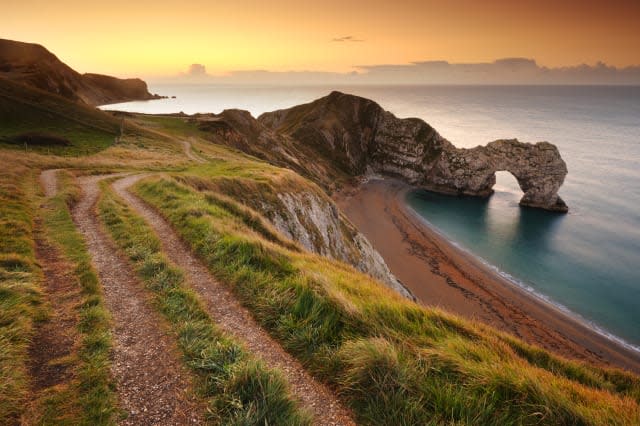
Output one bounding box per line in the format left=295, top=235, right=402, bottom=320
left=404, top=205, right=640, bottom=357
left=334, top=178, right=640, bottom=373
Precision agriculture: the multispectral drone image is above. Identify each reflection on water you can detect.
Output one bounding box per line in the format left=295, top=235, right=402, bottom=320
left=408, top=188, right=565, bottom=257
left=514, top=207, right=565, bottom=252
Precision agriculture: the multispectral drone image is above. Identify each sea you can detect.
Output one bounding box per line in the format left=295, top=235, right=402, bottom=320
left=103, top=84, right=640, bottom=352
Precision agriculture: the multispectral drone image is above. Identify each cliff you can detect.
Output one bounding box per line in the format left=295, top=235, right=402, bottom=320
left=176, top=173, right=413, bottom=298
left=258, top=91, right=569, bottom=211
left=0, top=38, right=161, bottom=106
left=192, top=91, right=568, bottom=211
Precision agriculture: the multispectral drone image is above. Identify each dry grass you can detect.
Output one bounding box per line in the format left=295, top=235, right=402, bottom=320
left=98, top=179, right=311, bottom=425
left=0, top=162, right=44, bottom=423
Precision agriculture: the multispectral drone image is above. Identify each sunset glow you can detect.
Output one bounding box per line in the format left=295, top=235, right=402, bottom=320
left=4, top=0, right=640, bottom=77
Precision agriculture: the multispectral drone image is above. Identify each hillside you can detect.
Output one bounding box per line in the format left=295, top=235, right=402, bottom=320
left=0, top=76, right=175, bottom=156
left=0, top=76, right=122, bottom=154
left=0, top=38, right=161, bottom=106
left=0, top=82, right=639, bottom=424
left=193, top=91, right=568, bottom=211
left=191, top=109, right=349, bottom=188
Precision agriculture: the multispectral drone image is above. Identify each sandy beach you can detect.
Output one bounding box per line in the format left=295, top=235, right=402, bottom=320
left=334, top=178, right=640, bottom=373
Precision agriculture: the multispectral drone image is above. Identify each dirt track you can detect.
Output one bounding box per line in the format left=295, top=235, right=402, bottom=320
left=68, top=173, right=203, bottom=425
left=182, top=139, right=205, bottom=163
left=24, top=173, right=81, bottom=422
left=113, top=174, right=355, bottom=426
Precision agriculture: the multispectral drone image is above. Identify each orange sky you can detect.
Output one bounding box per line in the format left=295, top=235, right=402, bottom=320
left=3, top=0, right=639, bottom=77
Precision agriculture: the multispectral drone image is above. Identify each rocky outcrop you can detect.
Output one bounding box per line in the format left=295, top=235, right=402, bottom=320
left=258, top=91, right=569, bottom=212
left=192, top=109, right=350, bottom=186
left=0, top=38, right=161, bottom=106
left=81, top=73, right=161, bottom=106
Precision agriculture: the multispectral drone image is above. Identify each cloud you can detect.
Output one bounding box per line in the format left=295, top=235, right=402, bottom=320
left=332, top=35, right=364, bottom=42
left=187, top=63, right=207, bottom=76
left=150, top=58, right=640, bottom=86
left=356, top=59, right=640, bottom=85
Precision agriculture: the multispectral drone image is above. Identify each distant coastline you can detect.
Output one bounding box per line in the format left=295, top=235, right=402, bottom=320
left=335, top=178, right=640, bottom=373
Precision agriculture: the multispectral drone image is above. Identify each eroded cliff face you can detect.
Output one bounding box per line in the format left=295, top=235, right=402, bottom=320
left=178, top=174, right=414, bottom=298
left=258, top=91, right=569, bottom=212
left=270, top=191, right=413, bottom=298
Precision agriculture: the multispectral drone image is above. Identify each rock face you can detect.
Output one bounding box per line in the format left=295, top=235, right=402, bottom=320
left=268, top=190, right=413, bottom=299
left=0, top=38, right=161, bottom=106
left=178, top=174, right=414, bottom=298
left=256, top=91, right=569, bottom=212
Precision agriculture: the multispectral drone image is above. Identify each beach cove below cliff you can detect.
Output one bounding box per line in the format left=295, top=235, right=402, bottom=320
left=106, top=83, right=640, bottom=373
left=335, top=178, right=640, bottom=373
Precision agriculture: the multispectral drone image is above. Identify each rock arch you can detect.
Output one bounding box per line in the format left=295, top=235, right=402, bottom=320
left=425, top=139, right=568, bottom=212
left=253, top=91, right=570, bottom=212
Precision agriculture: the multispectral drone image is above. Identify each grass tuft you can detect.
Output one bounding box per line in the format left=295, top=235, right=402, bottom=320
left=0, top=165, right=44, bottom=423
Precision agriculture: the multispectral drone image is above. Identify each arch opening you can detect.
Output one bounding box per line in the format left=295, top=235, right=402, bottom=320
left=493, top=170, right=523, bottom=195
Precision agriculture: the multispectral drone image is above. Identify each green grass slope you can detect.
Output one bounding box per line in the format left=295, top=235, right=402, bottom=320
left=0, top=77, right=119, bottom=155
left=132, top=164, right=640, bottom=425
left=1, top=107, right=639, bottom=425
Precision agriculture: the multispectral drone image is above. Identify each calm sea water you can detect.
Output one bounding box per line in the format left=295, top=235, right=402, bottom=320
left=104, top=84, right=640, bottom=350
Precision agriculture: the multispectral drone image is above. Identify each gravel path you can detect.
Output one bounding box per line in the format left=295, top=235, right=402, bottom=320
left=182, top=139, right=205, bottom=163
left=69, top=173, right=203, bottom=425
left=113, top=174, right=356, bottom=426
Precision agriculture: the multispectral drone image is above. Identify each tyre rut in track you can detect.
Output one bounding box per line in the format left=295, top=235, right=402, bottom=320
left=71, top=173, right=203, bottom=425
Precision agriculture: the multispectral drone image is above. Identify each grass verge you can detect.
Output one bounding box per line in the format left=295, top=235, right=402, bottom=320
left=0, top=165, right=44, bottom=423
left=133, top=173, right=640, bottom=426
left=97, top=179, right=311, bottom=425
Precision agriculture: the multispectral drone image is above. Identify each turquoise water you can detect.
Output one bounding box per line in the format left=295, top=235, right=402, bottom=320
left=105, top=84, right=640, bottom=350
left=396, top=86, right=640, bottom=351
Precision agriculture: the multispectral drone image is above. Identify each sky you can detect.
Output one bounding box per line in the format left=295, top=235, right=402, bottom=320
left=3, top=0, right=640, bottom=79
